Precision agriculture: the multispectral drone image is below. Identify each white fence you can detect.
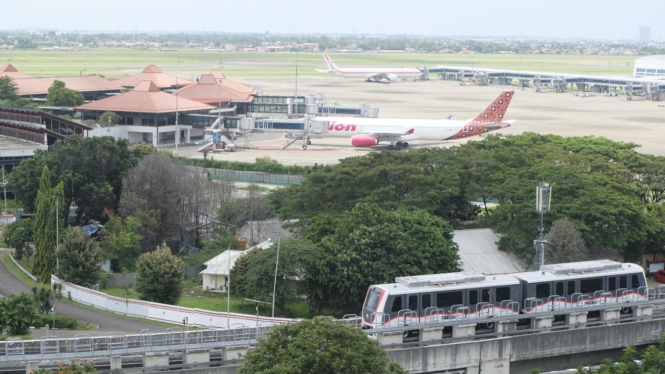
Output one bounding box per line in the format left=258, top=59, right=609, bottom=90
left=9, top=252, right=37, bottom=281
left=51, top=275, right=294, bottom=329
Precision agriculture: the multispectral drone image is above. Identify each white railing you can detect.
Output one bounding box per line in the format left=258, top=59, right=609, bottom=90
left=8, top=252, right=37, bottom=282
left=51, top=275, right=293, bottom=329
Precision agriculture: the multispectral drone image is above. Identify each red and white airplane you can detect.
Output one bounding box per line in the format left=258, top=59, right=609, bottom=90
left=309, top=91, right=515, bottom=150
left=318, top=52, right=423, bottom=82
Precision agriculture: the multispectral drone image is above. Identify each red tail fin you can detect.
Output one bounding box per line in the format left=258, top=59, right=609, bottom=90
left=472, top=91, right=514, bottom=123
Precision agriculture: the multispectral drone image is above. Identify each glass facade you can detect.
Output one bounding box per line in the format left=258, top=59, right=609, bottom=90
left=635, top=67, right=665, bottom=77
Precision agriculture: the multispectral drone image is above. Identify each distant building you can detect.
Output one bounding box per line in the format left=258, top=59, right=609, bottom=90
left=176, top=71, right=257, bottom=114
left=639, top=26, right=651, bottom=43
left=14, top=76, right=124, bottom=101
left=633, top=55, right=665, bottom=77
left=0, top=63, right=33, bottom=79
left=200, top=240, right=274, bottom=291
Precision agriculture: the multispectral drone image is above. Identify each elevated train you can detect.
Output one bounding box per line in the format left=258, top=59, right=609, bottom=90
left=362, top=260, right=647, bottom=328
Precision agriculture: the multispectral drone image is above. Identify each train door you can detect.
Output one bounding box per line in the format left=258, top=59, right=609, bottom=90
left=468, top=289, right=479, bottom=313
left=421, top=293, right=433, bottom=318
left=407, top=294, right=419, bottom=318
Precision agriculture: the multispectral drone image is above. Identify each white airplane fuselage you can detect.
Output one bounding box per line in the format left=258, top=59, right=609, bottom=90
left=314, top=117, right=510, bottom=142
left=328, top=67, right=423, bottom=80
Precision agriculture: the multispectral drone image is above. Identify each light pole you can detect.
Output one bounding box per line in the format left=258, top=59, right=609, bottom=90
left=226, top=245, right=230, bottom=328
left=55, top=196, right=59, bottom=270
left=535, top=182, right=552, bottom=267
left=270, top=233, right=281, bottom=318
left=1, top=166, right=8, bottom=226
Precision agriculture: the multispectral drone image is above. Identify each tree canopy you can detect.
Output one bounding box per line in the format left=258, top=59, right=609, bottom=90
left=238, top=317, right=407, bottom=374
left=56, top=227, right=103, bottom=287
left=271, top=133, right=665, bottom=264
left=135, top=242, right=184, bottom=304
left=0, top=76, right=36, bottom=108
left=45, top=80, right=84, bottom=107
left=33, top=166, right=65, bottom=283
left=304, top=203, right=459, bottom=310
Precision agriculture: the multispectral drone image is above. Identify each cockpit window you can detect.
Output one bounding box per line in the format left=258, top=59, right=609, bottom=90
left=366, top=288, right=381, bottom=310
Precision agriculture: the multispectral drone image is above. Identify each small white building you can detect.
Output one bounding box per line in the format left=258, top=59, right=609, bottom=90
left=200, top=239, right=274, bottom=291
left=634, top=55, right=665, bottom=78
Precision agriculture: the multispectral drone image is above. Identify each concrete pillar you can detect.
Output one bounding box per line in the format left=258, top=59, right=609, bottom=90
left=601, top=308, right=621, bottom=324
left=497, top=320, right=518, bottom=335
left=110, top=356, right=122, bottom=371
left=186, top=128, right=191, bottom=143
left=184, top=349, right=210, bottom=365
left=452, top=323, right=477, bottom=339
left=152, top=129, right=158, bottom=146
left=224, top=345, right=250, bottom=362
left=566, top=311, right=588, bottom=328
left=376, top=331, right=403, bottom=346
left=636, top=305, right=653, bottom=319
left=420, top=327, right=443, bottom=343
left=143, top=352, right=169, bottom=368
left=26, top=361, right=40, bottom=374
left=530, top=316, right=553, bottom=330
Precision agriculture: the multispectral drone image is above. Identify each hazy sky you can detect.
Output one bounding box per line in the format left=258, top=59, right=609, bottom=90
left=4, top=0, right=664, bottom=41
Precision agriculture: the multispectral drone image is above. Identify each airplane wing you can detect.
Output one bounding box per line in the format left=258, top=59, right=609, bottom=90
left=361, top=129, right=414, bottom=139
left=315, top=69, right=332, bottom=73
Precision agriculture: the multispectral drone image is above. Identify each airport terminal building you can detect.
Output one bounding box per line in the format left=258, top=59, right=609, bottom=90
left=634, top=55, right=665, bottom=78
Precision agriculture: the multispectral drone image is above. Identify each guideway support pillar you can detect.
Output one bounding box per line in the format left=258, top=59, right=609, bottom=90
left=420, top=327, right=443, bottom=343
left=531, top=316, right=553, bottom=330
left=143, top=352, right=170, bottom=368
left=110, top=356, right=122, bottom=371
left=453, top=323, right=477, bottom=339
left=376, top=331, right=403, bottom=347
left=26, top=361, right=40, bottom=374
left=636, top=305, right=653, bottom=319
left=601, top=308, right=621, bottom=324
left=566, top=311, right=588, bottom=328
left=497, top=320, right=518, bottom=336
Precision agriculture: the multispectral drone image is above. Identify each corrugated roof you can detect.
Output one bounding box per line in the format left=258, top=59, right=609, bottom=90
left=113, top=64, right=194, bottom=88
left=453, top=228, right=526, bottom=275
left=0, top=63, right=33, bottom=79
left=201, top=250, right=246, bottom=275
left=76, top=80, right=215, bottom=114
left=14, top=76, right=123, bottom=95
left=176, top=73, right=255, bottom=104
left=210, top=70, right=257, bottom=95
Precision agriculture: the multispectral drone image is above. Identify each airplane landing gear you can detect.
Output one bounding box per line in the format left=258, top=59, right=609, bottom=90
left=302, top=145, right=308, bottom=150
left=306, top=136, right=311, bottom=145
left=400, top=142, right=409, bottom=148
left=387, top=142, right=407, bottom=151
left=387, top=144, right=394, bottom=151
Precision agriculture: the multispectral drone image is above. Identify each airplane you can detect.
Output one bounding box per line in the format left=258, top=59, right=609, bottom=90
left=306, top=91, right=515, bottom=151
left=317, top=52, right=424, bottom=82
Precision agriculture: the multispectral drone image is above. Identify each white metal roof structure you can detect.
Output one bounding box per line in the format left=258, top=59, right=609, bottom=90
left=375, top=274, right=519, bottom=295
left=453, top=229, right=527, bottom=275
left=634, top=55, right=665, bottom=77
left=200, top=239, right=275, bottom=276
left=513, top=260, right=643, bottom=282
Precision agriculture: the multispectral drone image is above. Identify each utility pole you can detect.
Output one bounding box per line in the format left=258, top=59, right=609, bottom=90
left=56, top=196, right=59, bottom=270
left=271, top=234, right=281, bottom=318
left=535, top=182, right=552, bottom=268
left=175, top=56, right=180, bottom=156
left=227, top=245, right=231, bottom=328
left=1, top=166, right=8, bottom=226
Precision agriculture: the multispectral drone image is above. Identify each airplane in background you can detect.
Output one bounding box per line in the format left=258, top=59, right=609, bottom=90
left=317, top=52, right=423, bottom=82
left=308, top=91, right=515, bottom=150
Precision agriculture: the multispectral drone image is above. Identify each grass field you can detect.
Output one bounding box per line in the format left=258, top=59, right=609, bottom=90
left=104, top=278, right=344, bottom=319
left=0, top=48, right=642, bottom=79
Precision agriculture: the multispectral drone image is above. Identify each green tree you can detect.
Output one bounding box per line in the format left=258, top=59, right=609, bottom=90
left=238, top=317, right=407, bottom=374
left=242, top=239, right=321, bottom=314
left=100, top=214, right=143, bottom=272
left=56, top=228, right=102, bottom=287
left=0, top=76, right=36, bottom=108
left=45, top=80, right=84, bottom=107
left=98, top=111, right=122, bottom=127
left=135, top=242, right=184, bottom=304
left=3, top=219, right=34, bottom=261
left=33, top=166, right=65, bottom=283
left=7, top=150, right=50, bottom=213
left=30, top=283, right=63, bottom=314
left=304, top=203, right=459, bottom=310
left=0, top=292, right=38, bottom=336
left=229, top=248, right=258, bottom=297
left=544, top=218, right=588, bottom=263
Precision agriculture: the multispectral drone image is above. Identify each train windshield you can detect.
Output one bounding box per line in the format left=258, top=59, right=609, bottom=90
left=366, top=288, right=381, bottom=310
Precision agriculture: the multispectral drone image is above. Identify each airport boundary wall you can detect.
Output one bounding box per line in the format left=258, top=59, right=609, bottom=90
left=185, top=166, right=304, bottom=185
left=51, top=275, right=294, bottom=329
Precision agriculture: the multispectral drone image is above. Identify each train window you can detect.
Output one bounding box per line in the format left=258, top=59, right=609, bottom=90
left=391, top=297, right=402, bottom=312
left=580, top=278, right=603, bottom=294
left=536, top=283, right=550, bottom=299
left=496, top=287, right=511, bottom=302
left=481, top=289, right=491, bottom=303
left=469, top=290, right=478, bottom=305
left=422, top=294, right=431, bottom=309
left=609, top=277, right=617, bottom=291
left=619, top=276, right=627, bottom=289
left=568, top=281, right=575, bottom=295
left=367, top=289, right=381, bottom=309
left=408, top=295, right=418, bottom=311
left=631, top=274, right=640, bottom=289
left=437, top=291, right=463, bottom=308
left=555, top=282, right=564, bottom=296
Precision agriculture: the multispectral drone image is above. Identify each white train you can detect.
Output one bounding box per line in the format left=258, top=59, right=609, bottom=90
left=362, top=260, right=647, bottom=328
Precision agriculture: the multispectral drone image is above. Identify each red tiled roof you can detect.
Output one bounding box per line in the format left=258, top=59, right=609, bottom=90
left=176, top=73, right=255, bottom=104
left=113, top=64, right=194, bottom=89
left=210, top=70, right=257, bottom=95
left=14, top=76, right=124, bottom=96
left=75, top=80, right=214, bottom=114
left=0, top=63, right=34, bottom=79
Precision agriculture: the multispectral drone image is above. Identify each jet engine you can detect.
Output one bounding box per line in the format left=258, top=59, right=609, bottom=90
left=351, top=135, right=379, bottom=147
left=386, top=74, right=398, bottom=81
